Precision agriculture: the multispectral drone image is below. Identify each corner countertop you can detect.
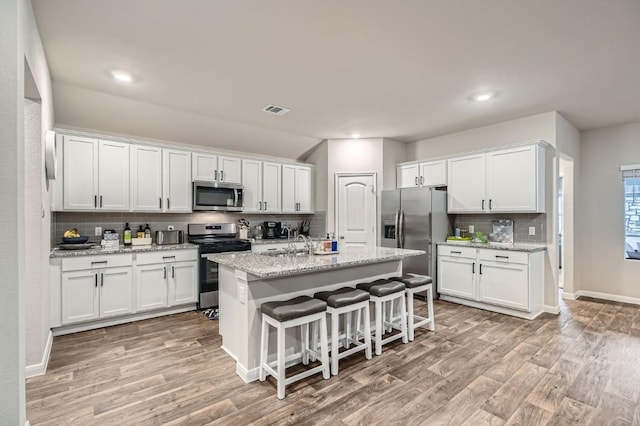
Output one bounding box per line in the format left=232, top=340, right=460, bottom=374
left=249, top=237, right=323, bottom=245
left=207, top=246, right=424, bottom=279
left=50, top=243, right=198, bottom=258
left=437, top=241, right=547, bottom=253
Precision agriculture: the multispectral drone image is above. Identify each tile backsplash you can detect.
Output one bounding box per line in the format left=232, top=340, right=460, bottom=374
left=52, top=211, right=326, bottom=247
left=453, top=213, right=546, bottom=243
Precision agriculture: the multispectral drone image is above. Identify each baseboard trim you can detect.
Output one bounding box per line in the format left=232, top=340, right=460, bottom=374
left=25, top=330, right=53, bottom=378
left=575, top=290, right=640, bottom=306
left=543, top=304, right=560, bottom=315
left=562, top=292, right=577, bottom=300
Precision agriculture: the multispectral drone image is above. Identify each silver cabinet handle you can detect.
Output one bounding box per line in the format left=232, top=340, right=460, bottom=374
left=167, top=198, right=170, bottom=210
left=162, top=255, right=176, bottom=260
left=172, top=266, right=175, bottom=278
left=91, top=260, right=107, bottom=265
left=420, top=176, right=424, bottom=185
left=479, top=264, right=483, bottom=274
left=415, top=176, right=418, bottom=186
left=489, top=199, right=492, bottom=210
left=496, top=255, right=509, bottom=260
left=159, top=197, right=162, bottom=209
left=450, top=251, right=462, bottom=254
left=258, top=201, right=263, bottom=210
left=95, top=273, right=98, bottom=287
left=482, top=199, right=485, bottom=210
left=264, top=201, right=268, bottom=211
left=94, top=195, right=97, bottom=208
left=100, top=195, right=103, bottom=208
left=472, top=263, right=475, bottom=274
left=214, top=170, right=218, bottom=180
left=163, top=266, right=167, bottom=279
left=220, top=170, right=224, bottom=181
left=100, top=273, right=104, bottom=286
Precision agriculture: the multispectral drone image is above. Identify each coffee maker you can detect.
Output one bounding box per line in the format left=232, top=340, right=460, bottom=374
left=263, top=221, right=282, bottom=239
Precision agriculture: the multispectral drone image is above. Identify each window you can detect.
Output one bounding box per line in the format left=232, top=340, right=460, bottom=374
left=623, top=166, right=640, bottom=260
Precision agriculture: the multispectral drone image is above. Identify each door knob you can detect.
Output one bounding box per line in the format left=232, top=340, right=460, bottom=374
left=340, top=236, right=345, bottom=239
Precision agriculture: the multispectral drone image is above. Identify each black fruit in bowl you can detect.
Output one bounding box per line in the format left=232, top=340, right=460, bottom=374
left=62, top=236, right=90, bottom=244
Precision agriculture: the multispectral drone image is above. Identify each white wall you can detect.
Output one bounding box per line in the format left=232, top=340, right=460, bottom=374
left=577, top=121, right=640, bottom=299
left=0, top=0, right=54, bottom=422
left=304, top=141, right=328, bottom=211
left=382, top=139, right=407, bottom=190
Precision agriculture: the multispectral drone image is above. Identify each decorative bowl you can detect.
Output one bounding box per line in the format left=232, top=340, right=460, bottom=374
left=62, top=236, right=90, bottom=244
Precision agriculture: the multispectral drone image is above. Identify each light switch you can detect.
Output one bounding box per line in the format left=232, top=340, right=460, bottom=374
left=95, top=226, right=102, bottom=236
left=529, top=226, right=536, bottom=236
left=469, top=225, right=474, bottom=233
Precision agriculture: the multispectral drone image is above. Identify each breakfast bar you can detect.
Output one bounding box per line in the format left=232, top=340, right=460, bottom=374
left=206, top=246, right=423, bottom=382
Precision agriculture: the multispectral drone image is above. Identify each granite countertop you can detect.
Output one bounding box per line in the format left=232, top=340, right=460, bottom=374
left=437, top=241, right=547, bottom=253
left=50, top=243, right=198, bottom=258
left=207, top=246, right=425, bottom=279
left=249, top=237, right=322, bottom=245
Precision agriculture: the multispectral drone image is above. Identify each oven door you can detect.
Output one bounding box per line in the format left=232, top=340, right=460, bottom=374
left=193, top=181, right=244, bottom=212
left=199, top=255, right=219, bottom=309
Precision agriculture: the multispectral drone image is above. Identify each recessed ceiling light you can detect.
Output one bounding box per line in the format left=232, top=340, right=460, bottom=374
left=351, top=133, right=361, bottom=139
left=111, top=71, right=133, bottom=83
left=471, top=91, right=496, bottom=102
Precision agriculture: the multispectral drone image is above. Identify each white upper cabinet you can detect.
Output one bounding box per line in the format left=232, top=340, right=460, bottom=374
left=163, top=149, right=192, bottom=212
left=63, top=135, right=129, bottom=211
left=486, top=145, right=544, bottom=213
left=192, top=153, right=242, bottom=183
left=447, top=144, right=545, bottom=213
left=131, top=145, right=163, bottom=211
left=243, top=160, right=282, bottom=213
left=397, top=160, right=446, bottom=188
left=283, top=164, right=313, bottom=213
left=447, top=154, right=486, bottom=213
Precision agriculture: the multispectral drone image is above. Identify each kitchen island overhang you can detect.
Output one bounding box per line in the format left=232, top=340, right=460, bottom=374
left=206, top=247, right=424, bottom=383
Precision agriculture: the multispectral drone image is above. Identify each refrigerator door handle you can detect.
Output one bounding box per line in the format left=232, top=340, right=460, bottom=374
left=400, top=209, right=406, bottom=248
left=394, top=209, right=401, bottom=248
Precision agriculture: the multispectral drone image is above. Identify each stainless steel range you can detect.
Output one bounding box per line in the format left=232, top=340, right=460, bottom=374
left=188, top=223, right=251, bottom=309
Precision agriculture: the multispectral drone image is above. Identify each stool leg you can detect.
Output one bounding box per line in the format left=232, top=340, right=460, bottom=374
left=344, top=311, right=351, bottom=349
left=399, top=293, right=408, bottom=344
left=427, top=285, right=435, bottom=331
left=363, top=303, right=372, bottom=360
left=276, top=323, right=286, bottom=399
left=310, top=321, right=318, bottom=362
left=259, top=315, right=268, bottom=382
left=331, top=311, right=340, bottom=375
left=407, top=290, right=415, bottom=342
left=355, top=308, right=362, bottom=345
left=301, top=321, right=310, bottom=365
left=375, top=300, right=382, bottom=356
left=319, top=316, right=330, bottom=379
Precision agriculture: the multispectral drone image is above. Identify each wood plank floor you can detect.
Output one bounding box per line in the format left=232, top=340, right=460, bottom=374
left=27, top=295, right=640, bottom=425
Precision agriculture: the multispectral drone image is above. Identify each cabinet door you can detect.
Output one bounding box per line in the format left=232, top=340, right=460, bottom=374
left=242, top=159, right=262, bottom=213
left=397, top=164, right=419, bottom=188
left=478, top=261, right=529, bottom=311
left=437, top=256, right=476, bottom=300
left=262, top=161, right=282, bottom=213
left=295, top=166, right=312, bottom=213
left=419, top=160, right=446, bottom=187
left=163, top=149, right=192, bottom=212
left=131, top=145, right=163, bottom=211
left=63, top=135, right=98, bottom=210
left=447, top=154, right=486, bottom=213
left=218, top=156, right=242, bottom=183
left=98, top=140, right=130, bottom=211
left=136, top=264, right=168, bottom=312
left=99, top=266, right=134, bottom=318
left=168, top=261, right=198, bottom=306
left=192, top=153, right=218, bottom=182
left=486, top=146, right=540, bottom=213
left=281, top=164, right=297, bottom=213
left=61, top=270, right=99, bottom=324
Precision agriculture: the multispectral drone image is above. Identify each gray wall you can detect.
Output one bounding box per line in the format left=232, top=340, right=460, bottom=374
left=577, top=121, right=640, bottom=299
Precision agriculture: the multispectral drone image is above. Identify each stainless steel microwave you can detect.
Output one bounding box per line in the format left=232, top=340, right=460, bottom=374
left=192, top=181, right=244, bottom=212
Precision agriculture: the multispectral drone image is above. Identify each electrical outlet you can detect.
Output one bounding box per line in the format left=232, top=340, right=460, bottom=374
left=529, top=226, right=536, bottom=236
left=469, top=225, right=475, bottom=233
left=95, top=226, right=102, bottom=236
left=239, top=286, right=246, bottom=305
left=167, top=225, right=175, bottom=231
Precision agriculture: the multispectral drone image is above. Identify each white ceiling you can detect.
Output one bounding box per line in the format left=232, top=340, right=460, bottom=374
left=32, top=0, right=640, bottom=159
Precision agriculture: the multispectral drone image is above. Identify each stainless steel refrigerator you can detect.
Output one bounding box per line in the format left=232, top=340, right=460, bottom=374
left=381, top=187, right=451, bottom=288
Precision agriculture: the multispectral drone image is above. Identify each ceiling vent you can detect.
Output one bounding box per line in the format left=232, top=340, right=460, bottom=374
left=262, top=104, right=290, bottom=115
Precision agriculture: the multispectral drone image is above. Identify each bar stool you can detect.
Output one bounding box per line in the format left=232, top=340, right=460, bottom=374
left=259, top=296, right=330, bottom=399
left=356, top=279, right=408, bottom=355
left=314, top=287, right=372, bottom=375
left=390, top=274, right=435, bottom=341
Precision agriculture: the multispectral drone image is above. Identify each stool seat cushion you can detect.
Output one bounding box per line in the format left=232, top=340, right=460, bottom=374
left=314, top=287, right=370, bottom=308
left=356, top=279, right=405, bottom=297
left=389, top=274, right=433, bottom=289
left=261, top=296, right=327, bottom=322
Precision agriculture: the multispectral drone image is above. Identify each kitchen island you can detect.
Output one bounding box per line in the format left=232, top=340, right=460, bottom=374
left=206, top=246, right=423, bottom=382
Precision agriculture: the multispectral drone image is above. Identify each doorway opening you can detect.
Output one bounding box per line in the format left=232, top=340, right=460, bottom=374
left=558, top=155, right=575, bottom=297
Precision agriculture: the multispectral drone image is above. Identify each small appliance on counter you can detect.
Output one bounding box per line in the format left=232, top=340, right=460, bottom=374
left=155, top=230, right=184, bottom=245
left=299, top=220, right=311, bottom=236
left=263, top=221, right=283, bottom=239
left=489, top=219, right=514, bottom=245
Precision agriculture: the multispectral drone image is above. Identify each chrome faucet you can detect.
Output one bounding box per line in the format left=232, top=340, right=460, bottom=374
left=297, top=234, right=314, bottom=255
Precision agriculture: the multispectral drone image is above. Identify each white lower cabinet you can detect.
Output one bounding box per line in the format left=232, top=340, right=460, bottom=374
left=438, top=246, right=544, bottom=319
left=55, top=249, right=198, bottom=331
left=61, top=265, right=133, bottom=325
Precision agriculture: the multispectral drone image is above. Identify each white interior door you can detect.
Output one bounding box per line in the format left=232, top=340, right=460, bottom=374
left=336, top=174, right=376, bottom=248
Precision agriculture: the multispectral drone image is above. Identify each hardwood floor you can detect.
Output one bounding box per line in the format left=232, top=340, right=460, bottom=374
left=27, top=296, right=640, bottom=425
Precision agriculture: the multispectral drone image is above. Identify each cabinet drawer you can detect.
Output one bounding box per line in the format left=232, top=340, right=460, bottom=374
left=62, top=254, right=133, bottom=272
left=478, top=249, right=528, bottom=265
left=438, top=245, right=476, bottom=258
left=136, top=249, right=198, bottom=265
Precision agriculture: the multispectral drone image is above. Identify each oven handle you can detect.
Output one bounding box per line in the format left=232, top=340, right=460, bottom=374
left=234, top=189, right=239, bottom=207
